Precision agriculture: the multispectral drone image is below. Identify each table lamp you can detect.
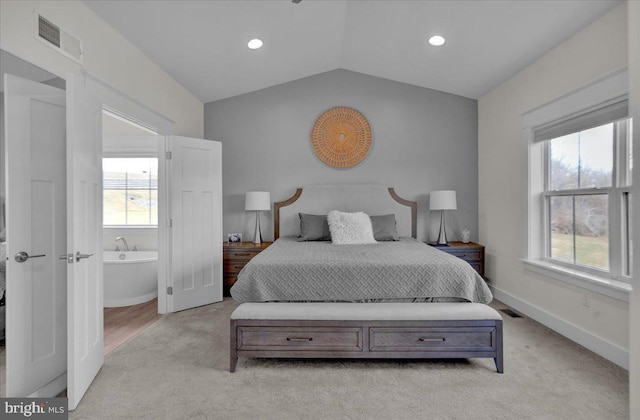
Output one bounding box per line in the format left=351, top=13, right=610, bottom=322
left=245, top=191, right=271, bottom=244
left=430, top=190, right=457, bottom=245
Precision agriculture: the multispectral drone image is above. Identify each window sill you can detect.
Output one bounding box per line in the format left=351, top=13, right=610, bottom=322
left=104, top=225, right=158, bottom=229
left=522, top=259, right=631, bottom=302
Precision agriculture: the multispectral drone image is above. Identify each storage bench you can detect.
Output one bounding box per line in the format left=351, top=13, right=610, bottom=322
left=230, top=302, right=503, bottom=373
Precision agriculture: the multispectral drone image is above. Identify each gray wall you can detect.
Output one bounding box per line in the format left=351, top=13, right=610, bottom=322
left=204, top=69, right=478, bottom=242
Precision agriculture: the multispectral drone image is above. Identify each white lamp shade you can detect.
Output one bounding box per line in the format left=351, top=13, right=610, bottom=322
left=430, top=190, right=457, bottom=210
left=245, top=191, right=271, bottom=211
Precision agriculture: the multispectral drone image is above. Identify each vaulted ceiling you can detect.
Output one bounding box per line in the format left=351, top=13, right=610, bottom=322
left=85, top=0, right=619, bottom=103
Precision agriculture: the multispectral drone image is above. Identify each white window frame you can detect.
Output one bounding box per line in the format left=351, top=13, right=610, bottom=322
left=103, top=136, right=161, bottom=228
left=522, top=68, right=632, bottom=302
left=102, top=156, right=159, bottom=227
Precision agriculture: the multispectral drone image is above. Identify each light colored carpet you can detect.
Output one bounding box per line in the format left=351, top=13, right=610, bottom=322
left=69, top=298, right=628, bottom=420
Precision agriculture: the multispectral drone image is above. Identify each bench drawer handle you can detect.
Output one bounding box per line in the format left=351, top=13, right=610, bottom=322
left=286, top=337, right=313, bottom=342
left=418, top=337, right=445, bottom=342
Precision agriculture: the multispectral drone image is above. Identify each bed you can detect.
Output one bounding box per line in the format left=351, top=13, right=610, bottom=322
left=230, top=237, right=492, bottom=304
left=229, top=185, right=502, bottom=372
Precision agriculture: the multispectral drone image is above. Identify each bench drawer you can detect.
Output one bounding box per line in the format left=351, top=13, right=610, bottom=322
left=369, top=327, right=496, bottom=352
left=238, top=327, right=363, bottom=351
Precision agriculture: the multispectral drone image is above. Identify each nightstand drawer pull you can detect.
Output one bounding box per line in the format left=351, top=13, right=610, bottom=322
left=418, top=337, right=445, bottom=343
left=286, top=337, right=313, bottom=342
left=234, top=253, right=251, bottom=256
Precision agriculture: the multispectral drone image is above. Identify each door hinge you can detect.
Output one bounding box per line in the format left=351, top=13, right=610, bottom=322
left=168, top=219, right=173, bottom=228
left=167, top=286, right=173, bottom=295
left=165, top=151, right=172, bottom=159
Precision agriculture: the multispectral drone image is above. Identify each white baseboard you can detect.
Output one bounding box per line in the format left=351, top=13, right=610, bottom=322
left=103, top=291, right=157, bottom=308
left=29, top=372, right=67, bottom=398
left=489, top=285, right=629, bottom=369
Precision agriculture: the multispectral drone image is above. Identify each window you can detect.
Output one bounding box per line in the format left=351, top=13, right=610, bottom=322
left=523, top=71, right=632, bottom=299
left=103, top=158, right=158, bottom=226
left=544, top=119, right=632, bottom=275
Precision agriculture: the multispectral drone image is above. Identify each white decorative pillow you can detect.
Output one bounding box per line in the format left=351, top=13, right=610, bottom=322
left=327, top=210, right=377, bottom=245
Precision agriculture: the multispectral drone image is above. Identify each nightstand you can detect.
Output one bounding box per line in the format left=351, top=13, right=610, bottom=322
left=223, top=242, right=272, bottom=296
left=428, top=242, right=485, bottom=277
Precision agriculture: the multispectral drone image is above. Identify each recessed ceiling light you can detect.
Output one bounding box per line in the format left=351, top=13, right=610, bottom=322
left=247, top=38, right=263, bottom=50
left=428, top=35, right=445, bottom=47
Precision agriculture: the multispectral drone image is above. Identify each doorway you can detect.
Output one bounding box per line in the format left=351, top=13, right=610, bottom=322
left=101, top=112, right=162, bottom=355
left=1, top=54, right=105, bottom=407
left=1, top=49, right=222, bottom=407
left=0, top=50, right=169, bottom=403
left=0, top=49, right=66, bottom=398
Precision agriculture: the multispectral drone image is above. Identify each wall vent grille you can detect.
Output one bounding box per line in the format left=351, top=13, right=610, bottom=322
left=38, top=15, right=60, bottom=47
left=36, top=14, right=83, bottom=62
left=500, top=309, right=523, bottom=318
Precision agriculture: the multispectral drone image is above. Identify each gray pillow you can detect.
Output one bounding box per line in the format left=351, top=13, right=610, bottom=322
left=298, top=213, right=332, bottom=241
left=370, top=214, right=398, bottom=241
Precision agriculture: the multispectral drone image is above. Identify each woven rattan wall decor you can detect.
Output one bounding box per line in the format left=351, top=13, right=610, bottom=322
left=310, top=106, right=372, bottom=168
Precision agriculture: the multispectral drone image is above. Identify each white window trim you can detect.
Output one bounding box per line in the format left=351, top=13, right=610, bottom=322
left=104, top=225, right=157, bottom=230
left=522, top=68, right=631, bottom=301
left=103, top=156, right=159, bottom=227
left=523, top=260, right=630, bottom=302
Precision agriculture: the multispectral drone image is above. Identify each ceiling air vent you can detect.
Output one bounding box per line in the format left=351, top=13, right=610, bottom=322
left=37, top=14, right=83, bottom=63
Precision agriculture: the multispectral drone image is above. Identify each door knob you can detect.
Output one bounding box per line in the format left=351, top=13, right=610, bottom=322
left=14, top=251, right=46, bottom=263
left=75, top=251, right=94, bottom=262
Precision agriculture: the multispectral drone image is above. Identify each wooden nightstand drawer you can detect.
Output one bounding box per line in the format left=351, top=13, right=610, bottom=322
left=445, top=249, right=482, bottom=261
left=468, top=262, right=484, bottom=275
left=223, top=242, right=272, bottom=295
left=224, top=275, right=238, bottom=288
left=224, top=261, right=250, bottom=273
left=225, top=250, right=262, bottom=261
left=429, top=242, right=485, bottom=277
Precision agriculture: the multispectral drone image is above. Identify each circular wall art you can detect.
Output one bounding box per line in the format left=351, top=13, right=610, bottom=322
left=310, top=106, right=372, bottom=168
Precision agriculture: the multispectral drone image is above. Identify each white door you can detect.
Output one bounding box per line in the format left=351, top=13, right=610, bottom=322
left=4, top=74, right=68, bottom=397
left=65, top=74, right=103, bottom=410
left=167, top=136, right=222, bottom=312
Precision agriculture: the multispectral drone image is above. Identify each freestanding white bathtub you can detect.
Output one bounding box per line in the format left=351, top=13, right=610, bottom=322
left=103, top=251, right=158, bottom=308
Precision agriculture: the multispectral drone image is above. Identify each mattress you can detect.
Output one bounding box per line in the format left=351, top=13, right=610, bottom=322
left=230, top=237, right=492, bottom=304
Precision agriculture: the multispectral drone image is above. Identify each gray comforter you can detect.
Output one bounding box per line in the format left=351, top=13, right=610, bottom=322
left=230, top=237, right=492, bottom=304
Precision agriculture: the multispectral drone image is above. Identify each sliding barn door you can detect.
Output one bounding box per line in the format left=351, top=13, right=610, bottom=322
left=166, top=136, right=222, bottom=312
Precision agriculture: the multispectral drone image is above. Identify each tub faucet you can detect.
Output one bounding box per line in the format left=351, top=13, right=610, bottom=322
left=115, top=236, right=129, bottom=251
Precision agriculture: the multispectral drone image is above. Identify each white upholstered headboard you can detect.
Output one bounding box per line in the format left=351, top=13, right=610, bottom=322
left=274, top=184, right=417, bottom=239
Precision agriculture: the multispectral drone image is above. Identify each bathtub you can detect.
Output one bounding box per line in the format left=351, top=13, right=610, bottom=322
left=103, top=251, right=158, bottom=308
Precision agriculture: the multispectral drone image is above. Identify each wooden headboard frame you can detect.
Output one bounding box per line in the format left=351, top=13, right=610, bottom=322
left=274, top=187, right=417, bottom=239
